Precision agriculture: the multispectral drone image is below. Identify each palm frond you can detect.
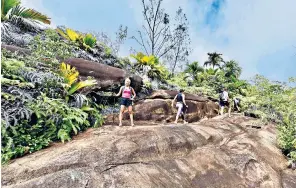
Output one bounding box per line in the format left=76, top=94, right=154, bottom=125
left=60, top=62, right=79, bottom=85
left=8, top=5, right=50, bottom=24
left=68, top=79, right=97, bottom=95
left=1, top=0, right=21, bottom=19
left=66, top=28, right=80, bottom=42
left=203, top=61, right=210, bottom=67
left=56, top=28, right=70, bottom=40
left=83, top=34, right=97, bottom=48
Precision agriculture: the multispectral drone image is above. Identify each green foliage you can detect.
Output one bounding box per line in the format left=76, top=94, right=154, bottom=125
left=1, top=30, right=104, bottom=164
left=83, top=33, right=97, bottom=48
left=105, top=47, right=112, bottom=56
left=185, top=61, right=204, bottom=80
left=1, top=93, right=90, bottom=164
left=143, top=80, right=152, bottom=89
left=241, top=75, right=296, bottom=162
left=99, top=42, right=113, bottom=56
left=167, top=73, right=188, bottom=88
left=1, top=58, right=25, bottom=76
left=204, top=52, right=224, bottom=69
left=131, top=52, right=169, bottom=80
left=29, top=29, right=74, bottom=62
left=118, top=57, right=133, bottom=70
left=222, top=60, right=242, bottom=79
left=59, top=62, right=97, bottom=96
left=1, top=0, right=50, bottom=24
left=56, top=28, right=97, bottom=50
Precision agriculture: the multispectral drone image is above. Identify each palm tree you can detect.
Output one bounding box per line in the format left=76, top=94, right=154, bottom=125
left=1, top=0, right=50, bottom=29
left=185, top=61, right=204, bottom=80
left=204, top=52, right=224, bottom=69
left=222, top=60, right=242, bottom=78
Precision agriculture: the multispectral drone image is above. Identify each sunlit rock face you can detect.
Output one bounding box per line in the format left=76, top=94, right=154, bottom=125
left=2, top=115, right=294, bottom=188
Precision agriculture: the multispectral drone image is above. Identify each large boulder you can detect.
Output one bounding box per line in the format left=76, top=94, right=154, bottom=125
left=106, top=90, right=218, bottom=123
left=64, top=58, right=143, bottom=92
left=2, top=116, right=293, bottom=188
left=148, top=90, right=208, bottom=101
left=1, top=44, right=31, bottom=55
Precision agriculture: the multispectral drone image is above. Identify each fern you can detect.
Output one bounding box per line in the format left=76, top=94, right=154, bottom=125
left=57, top=129, right=71, bottom=143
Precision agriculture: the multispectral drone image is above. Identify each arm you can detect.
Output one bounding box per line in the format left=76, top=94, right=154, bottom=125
left=131, top=88, right=136, bottom=98
left=115, top=86, right=123, bottom=97
left=172, top=95, right=177, bottom=107
left=182, top=94, right=187, bottom=106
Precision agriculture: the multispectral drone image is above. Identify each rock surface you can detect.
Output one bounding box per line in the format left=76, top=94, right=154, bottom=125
left=1, top=44, right=31, bottom=55
left=2, top=115, right=294, bottom=188
left=1, top=22, right=47, bottom=47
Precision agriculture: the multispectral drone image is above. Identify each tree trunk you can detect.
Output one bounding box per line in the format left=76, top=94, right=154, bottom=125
left=172, top=45, right=181, bottom=75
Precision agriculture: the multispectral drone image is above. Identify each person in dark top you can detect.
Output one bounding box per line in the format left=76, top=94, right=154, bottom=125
left=171, top=89, right=188, bottom=124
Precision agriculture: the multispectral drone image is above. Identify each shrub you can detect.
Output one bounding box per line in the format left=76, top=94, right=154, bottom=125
left=56, top=28, right=97, bottom=50
left=131, top=52, right=169, bottom=80
left=29, top=29, right=74, bottom=62
left=1, top=93, right=92, bottom=164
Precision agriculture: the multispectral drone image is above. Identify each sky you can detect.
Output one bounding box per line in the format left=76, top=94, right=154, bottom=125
left=22, top=0, right=296, bottom=82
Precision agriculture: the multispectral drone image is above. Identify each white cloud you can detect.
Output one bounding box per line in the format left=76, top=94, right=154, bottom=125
left=213, top=0, right=296, bottom=79
left=126, top=0, right=296, bottom=80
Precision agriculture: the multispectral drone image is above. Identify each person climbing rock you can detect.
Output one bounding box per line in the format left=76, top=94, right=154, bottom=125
left=171, top=89, right=188, bottom=124
left=219, top=87, right=231, bottom=117
left=115, top=78, right=136, bottom=127
left=233, top=97, right=241, bottom=112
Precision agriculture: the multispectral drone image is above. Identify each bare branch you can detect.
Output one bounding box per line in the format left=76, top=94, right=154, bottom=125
left=142, top=0, right=153, bottom=33
left=155, top=33, right=169, bottom=56
left=158, top=39, right=179, bottom=58
left=154, top=25, right=168, bottom=45
left=131, top=31, right=149, bottom=55
left=138, top=31, right=150, bottom=55
left=142, top=25, right=152, bottom=43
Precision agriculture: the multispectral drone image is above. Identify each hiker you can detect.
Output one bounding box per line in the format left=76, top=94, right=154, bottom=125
left=233, top=97, right=241, bottom=112
left=171, top=89, right=188, bottom=124
left=115, top=78, right=136, bottom=127
left=219, top=87, right=231, bottom=117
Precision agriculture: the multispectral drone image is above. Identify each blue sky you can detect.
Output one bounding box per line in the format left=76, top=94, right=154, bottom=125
left=22, top=0, right=296, bottom=82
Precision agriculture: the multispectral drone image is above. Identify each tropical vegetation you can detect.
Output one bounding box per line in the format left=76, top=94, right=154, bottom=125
left=56, top=28, right=97, bottom=50
left=131, top=52, right=169, bottom=80
left=1, top=0, right=50, bottom=32
left=1, top=29, right=104, bottom=164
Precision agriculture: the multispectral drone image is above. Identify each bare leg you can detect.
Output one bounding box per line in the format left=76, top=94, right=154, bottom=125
left=175, top=104, right=182, bottom=124
left=220, top=106, right=224, bottom=115
left=128, top=105, right=134, bottom=126
left=181, top=111, right=188, bottom=124
left=228, top=106, right=231, bottom=117
left=119, top=105, right=125, bottom=126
